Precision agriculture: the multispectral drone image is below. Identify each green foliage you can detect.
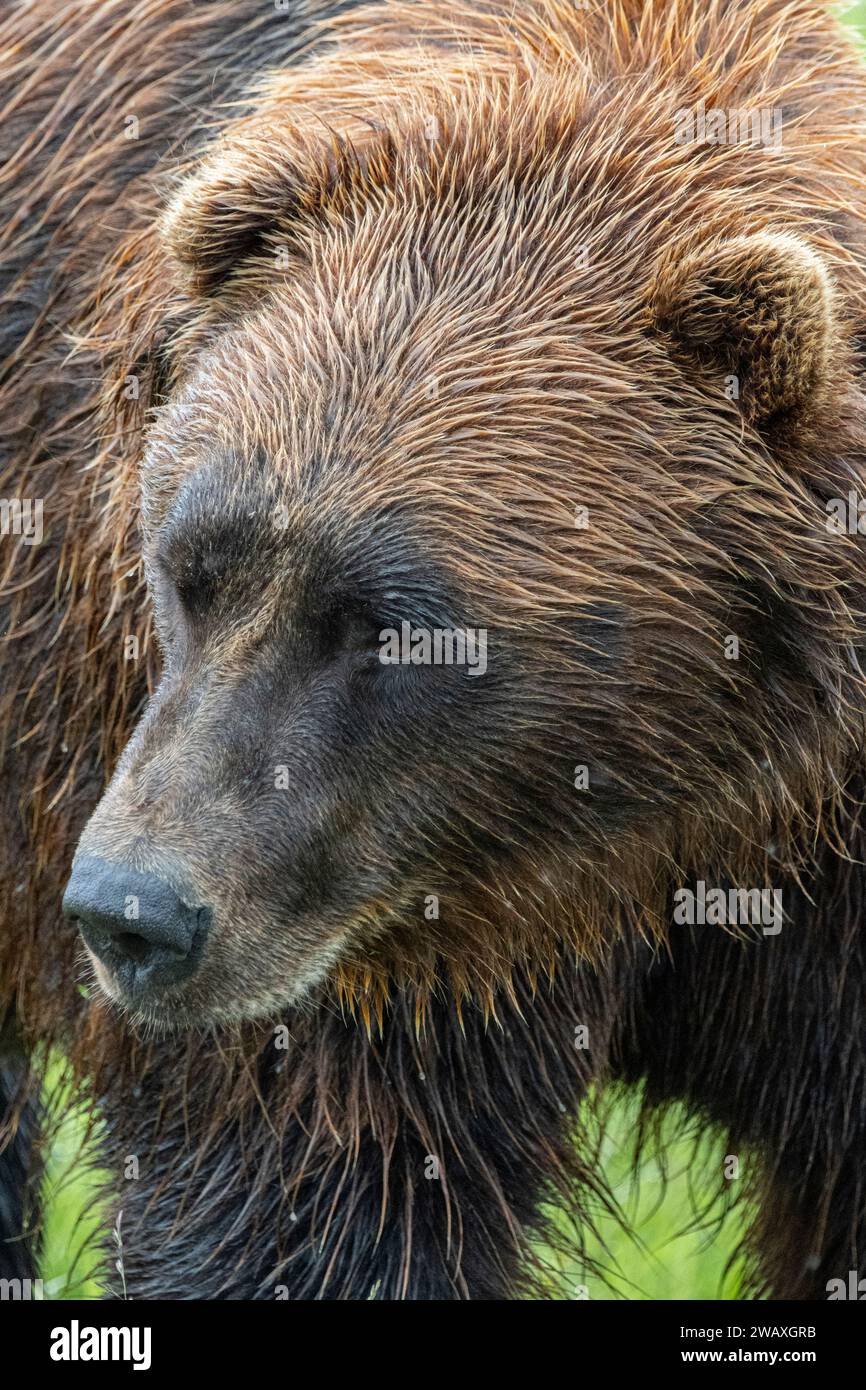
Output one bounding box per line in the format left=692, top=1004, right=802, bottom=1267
left=545, top=1093, right=747, bottom=1300
left=38, top=1059, right=103, bottom=1300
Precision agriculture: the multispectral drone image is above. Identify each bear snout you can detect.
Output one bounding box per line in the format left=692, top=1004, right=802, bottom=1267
left=63, top=855, right=212, bottom=1003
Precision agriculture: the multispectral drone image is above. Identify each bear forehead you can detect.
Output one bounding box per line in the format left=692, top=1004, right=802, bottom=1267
left=141, top=315, right=661, bottom=611
left=150, top=266, right=655, bottom=499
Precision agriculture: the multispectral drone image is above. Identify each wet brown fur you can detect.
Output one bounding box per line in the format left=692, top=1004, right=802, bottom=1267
left=4, top=0, right=866, bottom=1298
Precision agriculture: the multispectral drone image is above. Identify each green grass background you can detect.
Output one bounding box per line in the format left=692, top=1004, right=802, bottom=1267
left=37, top=0, right=866, bottom=1301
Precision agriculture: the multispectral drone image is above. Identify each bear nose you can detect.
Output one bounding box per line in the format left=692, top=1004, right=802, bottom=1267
left=62, top=855, right=211, bottom=996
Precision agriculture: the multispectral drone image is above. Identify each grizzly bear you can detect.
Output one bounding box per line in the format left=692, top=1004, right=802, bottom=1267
left=4, top=0, right=866, bottom=1300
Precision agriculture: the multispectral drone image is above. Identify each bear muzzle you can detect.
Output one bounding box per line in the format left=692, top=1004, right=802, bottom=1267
left=62, top=854, right=212, bottom=1003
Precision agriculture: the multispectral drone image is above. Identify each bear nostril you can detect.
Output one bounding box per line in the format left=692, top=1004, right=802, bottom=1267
left=62, top=854, right=212, bottom=996
left=114, top=929, right=182, bottom=966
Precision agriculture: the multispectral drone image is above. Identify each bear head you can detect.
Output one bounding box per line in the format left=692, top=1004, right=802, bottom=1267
left=63, top=26, right=866, bottom=1029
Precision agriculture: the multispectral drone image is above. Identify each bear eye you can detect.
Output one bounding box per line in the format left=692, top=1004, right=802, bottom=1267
left=173, top=551, right=228, bottom=616
left=319, top=602, right=382, bottom=661
left=152, top=538, right=230, bottom=624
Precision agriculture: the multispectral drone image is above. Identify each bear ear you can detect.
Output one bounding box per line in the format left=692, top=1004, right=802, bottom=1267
left=162, top=135, right=302, bottom=297
left=649, top=231, right=838, bottom=433
left=162, top=123, right=378, bottom=298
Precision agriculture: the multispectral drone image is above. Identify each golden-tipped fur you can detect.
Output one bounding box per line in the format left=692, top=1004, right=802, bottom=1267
left=4, top=0, right=866, bottom=1298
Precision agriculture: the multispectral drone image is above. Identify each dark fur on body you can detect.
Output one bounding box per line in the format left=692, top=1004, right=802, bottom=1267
left=95, top=965, right=627, bottom=1299
left=0, top=1035, right=39, bottom=1286
left=4, top=0, right=866, bottom=1300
